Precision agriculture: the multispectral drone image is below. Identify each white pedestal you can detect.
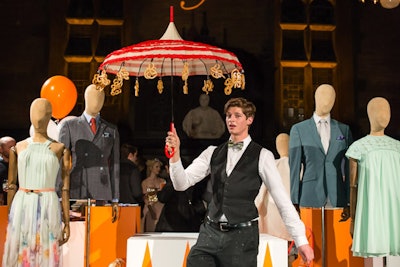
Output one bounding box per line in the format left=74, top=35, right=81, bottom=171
left=387, top=256, right=400, bottom=266
left=62, top=221, right=85, bottom=267
left=364, top=256, right=400, bottom=267
left=126, top=233, right=287, bottom=267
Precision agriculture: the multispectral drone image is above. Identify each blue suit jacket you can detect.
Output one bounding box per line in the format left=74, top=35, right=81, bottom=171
left=289, top=118, right=353, bottom=208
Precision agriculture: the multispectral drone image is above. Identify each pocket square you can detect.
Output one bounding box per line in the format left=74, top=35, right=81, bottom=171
left=336, top=135, right=345, bottom=140
left=102, top=132, right=111, bottom=138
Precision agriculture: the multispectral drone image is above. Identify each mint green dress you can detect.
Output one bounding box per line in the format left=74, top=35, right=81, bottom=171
left=345, top=135, right=400, bottom=257
left=2, top=138, right=63, bottom=266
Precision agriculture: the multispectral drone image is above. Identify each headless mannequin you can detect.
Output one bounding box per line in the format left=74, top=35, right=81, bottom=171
left=7, top=98, right=71, bottom=245
left=276, top=133, right=290, bottom=158
left=348, top=97, right=390, bottom=236
left=293, top=84, right=350, bottom=219
left=83, top=85, right=119, bottom=222
left=256, top=133, right=292, bottom=240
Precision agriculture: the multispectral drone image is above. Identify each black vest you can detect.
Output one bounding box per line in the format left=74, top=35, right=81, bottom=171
left=207, top=141, right=262, bottom=224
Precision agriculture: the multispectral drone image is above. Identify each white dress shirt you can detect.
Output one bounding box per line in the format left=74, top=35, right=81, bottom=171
left=313, top=112, right=331, bottom=153
left=169, top=135, right=308, bottom=247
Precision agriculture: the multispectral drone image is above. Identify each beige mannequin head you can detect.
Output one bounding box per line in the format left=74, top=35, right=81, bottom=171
left=367, top=97, right=390, bottom=135
left=30, top=98, right=52, bottom=135
left=276, top=133, right=290, bottom=158
left=315, top=84, right=336, bottom=117
left=84, top=84, right=105, bottom=117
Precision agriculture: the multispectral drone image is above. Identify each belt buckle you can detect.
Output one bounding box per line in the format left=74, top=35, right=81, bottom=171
left=219, top=222, right=229, bottom=232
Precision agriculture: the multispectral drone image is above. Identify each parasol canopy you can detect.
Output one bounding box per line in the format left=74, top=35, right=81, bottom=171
left=93, top=6, right=245, bottom=97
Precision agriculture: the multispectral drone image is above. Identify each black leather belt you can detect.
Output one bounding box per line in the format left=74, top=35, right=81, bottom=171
left=205, top=217, right=258, bottom=232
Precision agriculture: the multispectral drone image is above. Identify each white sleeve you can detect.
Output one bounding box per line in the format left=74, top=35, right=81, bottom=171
left=169, top=146, right=216, bottom=191
left=259, top=148, right=308, bottom=247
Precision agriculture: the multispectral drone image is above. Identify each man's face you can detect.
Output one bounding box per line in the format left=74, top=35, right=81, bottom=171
left=128, top=152, right=139, bottom=165
left=225, top=107, right=253, bottom=136
left=1, top=139, right=16, bottom=160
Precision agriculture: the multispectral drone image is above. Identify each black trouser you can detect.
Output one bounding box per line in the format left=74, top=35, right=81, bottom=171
left=187, top=221, right=259, bottom=267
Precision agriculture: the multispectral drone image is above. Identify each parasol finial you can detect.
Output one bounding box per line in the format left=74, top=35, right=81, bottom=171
left=160, top=6, right=183, bottom=40
left=170, top=6, right=174, bottom=22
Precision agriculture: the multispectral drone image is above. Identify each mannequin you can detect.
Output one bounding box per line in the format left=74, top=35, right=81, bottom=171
left=289, top=84, right=353, bottom=213
left=182, top=94, right=225, bottom=139
left=289, top=84, right=353, bottom=266
left=3, top=98, right=71, bottom=266
left=58, top=84, right=120, bottom=222
left=346, top=97, right=400, bottom=257
left=255, top=133, right=292, bottom=240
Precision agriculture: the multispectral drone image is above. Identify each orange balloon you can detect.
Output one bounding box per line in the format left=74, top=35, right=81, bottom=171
left=40, top=75, right=78, bottom=120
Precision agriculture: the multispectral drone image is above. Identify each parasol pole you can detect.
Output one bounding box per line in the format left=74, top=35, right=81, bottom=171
left=170, top=59, right=174, bottom=123
left=165, top=6, right=176, bottom=158
left=169, top=5, right=175, bottom=124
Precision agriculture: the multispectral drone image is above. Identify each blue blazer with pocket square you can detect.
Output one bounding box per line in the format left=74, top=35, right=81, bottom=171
left=289, top=117, right=353, bottom=208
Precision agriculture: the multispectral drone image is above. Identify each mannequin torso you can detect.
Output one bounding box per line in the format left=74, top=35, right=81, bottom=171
left=58, top=84, right=120, bottom=221
left=289, top=84, right=353, bottom=209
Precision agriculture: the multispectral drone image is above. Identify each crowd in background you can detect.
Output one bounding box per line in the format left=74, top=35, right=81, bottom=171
left=119, top=143, right=207, bottom=233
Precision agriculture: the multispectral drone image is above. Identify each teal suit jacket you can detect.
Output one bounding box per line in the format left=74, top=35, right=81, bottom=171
left=289, top=118, right=353, bottom=207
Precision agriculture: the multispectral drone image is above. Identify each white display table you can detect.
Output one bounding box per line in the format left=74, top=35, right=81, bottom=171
left=364, top=257, right=400, bottom=267
left=126, top=233, right=288, bottom=267
left=62, top=221, right=85, bottom=266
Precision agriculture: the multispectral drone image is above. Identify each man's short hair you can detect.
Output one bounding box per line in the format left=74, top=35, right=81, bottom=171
left=224, top=97, right=256, bottom=119
left=120, top=143, right=138, bottom=159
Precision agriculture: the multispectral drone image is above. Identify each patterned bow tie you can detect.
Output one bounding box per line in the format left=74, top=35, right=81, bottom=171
left=228, top=140, right=244, bottom=150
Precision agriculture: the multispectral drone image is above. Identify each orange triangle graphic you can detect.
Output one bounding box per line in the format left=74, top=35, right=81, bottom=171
left=142, top=242, right=152, bottom=267
left=182, top=241, right=190, bottom=267
left=263, top=243, right=273, bottom=267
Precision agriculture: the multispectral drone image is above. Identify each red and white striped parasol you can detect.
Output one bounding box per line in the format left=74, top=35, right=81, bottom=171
left=93, top=6, right=245, bottom=97
left=93, top=6, right=245, bottom=158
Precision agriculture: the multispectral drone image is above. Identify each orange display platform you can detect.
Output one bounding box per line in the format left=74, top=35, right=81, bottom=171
left=0, top=205, right=7, bottom=264
left=292, top=207, right=364, bottom=267
left=85, top=205, right=141, bottom=266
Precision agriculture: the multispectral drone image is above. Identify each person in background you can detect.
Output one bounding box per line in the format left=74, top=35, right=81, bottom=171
left=165, top=97, right=314, bottom=267
left=155, top=161, right=207, bottom=232
left=0, top=136, right=16, bottom=205
left=119, top=143, right=143, bottom=208
left=141, top=158, right=166, bottom=232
